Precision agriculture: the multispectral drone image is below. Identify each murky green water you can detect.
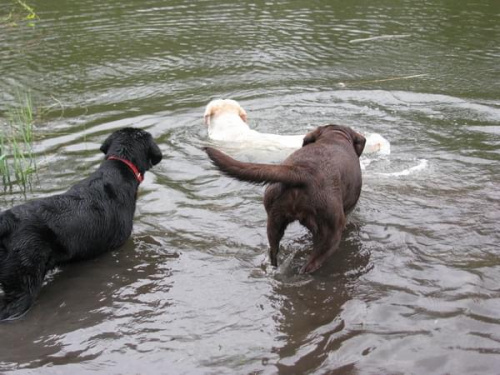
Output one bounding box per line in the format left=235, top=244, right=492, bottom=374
left=1, top=0, right=500, bottom=373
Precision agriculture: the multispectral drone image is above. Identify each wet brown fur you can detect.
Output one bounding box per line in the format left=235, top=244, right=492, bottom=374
left=205, top=124, right=366, bottom=273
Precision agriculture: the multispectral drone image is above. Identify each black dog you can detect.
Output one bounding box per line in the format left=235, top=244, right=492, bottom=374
left=205, top=124, right=365, bottom=273
left=0, top=128, right=162, bottom=321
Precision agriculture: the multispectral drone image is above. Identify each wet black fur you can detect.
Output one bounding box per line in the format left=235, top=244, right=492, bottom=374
left=0, top=128, right=162, bottom=321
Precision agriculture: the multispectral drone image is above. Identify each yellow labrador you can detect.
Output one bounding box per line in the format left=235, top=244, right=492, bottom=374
left=203, top=99, right=390, bottom=154
left=204, top=99, right=304, bottom=149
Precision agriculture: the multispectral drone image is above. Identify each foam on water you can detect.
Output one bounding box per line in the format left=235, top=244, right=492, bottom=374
left=378, top=159, right=429, bottom=177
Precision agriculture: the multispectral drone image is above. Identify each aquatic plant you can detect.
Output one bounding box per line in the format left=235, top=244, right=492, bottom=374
left=1, top=0, right=39, bottom=27
left=0, top=91, right=37, bottom=192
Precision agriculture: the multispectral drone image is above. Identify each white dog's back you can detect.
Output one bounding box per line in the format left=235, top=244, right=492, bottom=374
left=204, top=99, right=303, bottom=148
left=203, top=99, right=390, bottom=154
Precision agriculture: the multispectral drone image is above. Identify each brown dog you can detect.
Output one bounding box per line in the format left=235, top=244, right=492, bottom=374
left=205, top=124, right=366, bottom=273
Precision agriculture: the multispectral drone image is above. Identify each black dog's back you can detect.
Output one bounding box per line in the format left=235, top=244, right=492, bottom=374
left=0, top=182, right=134, bottom=321
left=0, top=127, right=162, bottom=321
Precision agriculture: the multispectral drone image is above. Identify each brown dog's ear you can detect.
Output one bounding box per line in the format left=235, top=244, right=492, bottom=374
left=352, top=131, right=366, bottom=157
left=302, top=127, right=322, bottom=147
left=148, top=139, right=163, bottom=166
left=100, top=133, right=114, bottom=155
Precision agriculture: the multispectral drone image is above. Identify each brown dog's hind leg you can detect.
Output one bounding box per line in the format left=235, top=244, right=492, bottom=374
left=267, top=215, right=289, bottom=267
left=301, top=214, right=346, bottom=274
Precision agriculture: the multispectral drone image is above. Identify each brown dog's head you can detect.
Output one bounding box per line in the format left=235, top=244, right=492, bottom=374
left=302, top=124, right=366, bottom=157
left=100, top=128, right=163, bottom=173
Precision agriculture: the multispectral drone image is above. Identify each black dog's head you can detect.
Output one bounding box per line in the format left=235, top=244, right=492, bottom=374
left=302, top=124, right=366, bottom=157
left=100, top=128, right=163, bottom=173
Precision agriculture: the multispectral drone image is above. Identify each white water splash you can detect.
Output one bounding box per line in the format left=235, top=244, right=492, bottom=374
left=349, top=34, right=411, bottom=44
left=379, top=159, right=429, bottom=177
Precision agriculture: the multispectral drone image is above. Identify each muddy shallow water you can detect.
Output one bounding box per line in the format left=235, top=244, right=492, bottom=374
left=1, top=0, right=500, bottom=374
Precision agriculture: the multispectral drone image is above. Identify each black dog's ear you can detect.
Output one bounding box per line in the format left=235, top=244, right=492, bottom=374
left=148, top=139, right=163, bottom=166
left=352, top=131, right=366, bottom=157
left=100, top=133, right=114, bottom=155
left=303, top=127, right=322, bottom=147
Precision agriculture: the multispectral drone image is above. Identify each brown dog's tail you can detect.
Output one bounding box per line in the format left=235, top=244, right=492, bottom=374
left=204, top=147, right=308, bottom=186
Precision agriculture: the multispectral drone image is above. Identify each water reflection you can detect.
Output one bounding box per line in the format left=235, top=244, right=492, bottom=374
left=0, top=238, right=176, bottom=369
left=269, top=226, right=372, bottom=373
left=1, top=0, right=500, bottom=373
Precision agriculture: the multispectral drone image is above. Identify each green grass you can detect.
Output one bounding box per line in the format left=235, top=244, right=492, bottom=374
left=0, top=91, right=37, bottom=192
left=2, top=0, right=39, bottom=27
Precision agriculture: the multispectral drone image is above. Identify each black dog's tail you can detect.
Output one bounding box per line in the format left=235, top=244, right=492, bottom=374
left=204, top=147, right=309, bottom=186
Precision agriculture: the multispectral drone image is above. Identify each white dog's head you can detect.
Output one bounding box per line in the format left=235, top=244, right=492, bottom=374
left=204, top=99, right=248, bottom=126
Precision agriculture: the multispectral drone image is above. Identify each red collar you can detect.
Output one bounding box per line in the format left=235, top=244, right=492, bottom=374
left=106, top=155, right=144, bottom=183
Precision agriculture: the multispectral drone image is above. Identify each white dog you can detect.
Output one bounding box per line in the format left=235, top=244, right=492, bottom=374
left=204, top=99, right=304, bottom=149
left=204, top=99, right=390, bottom=154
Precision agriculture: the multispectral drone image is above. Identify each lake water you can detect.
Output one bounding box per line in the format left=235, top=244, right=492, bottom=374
left=1, top=0, right=500, bottom=374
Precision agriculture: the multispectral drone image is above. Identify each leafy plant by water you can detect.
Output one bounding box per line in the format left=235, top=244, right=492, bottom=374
left=1, top=0, right=39, bottom=27
left=0, top=91, right=37, bottom=192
